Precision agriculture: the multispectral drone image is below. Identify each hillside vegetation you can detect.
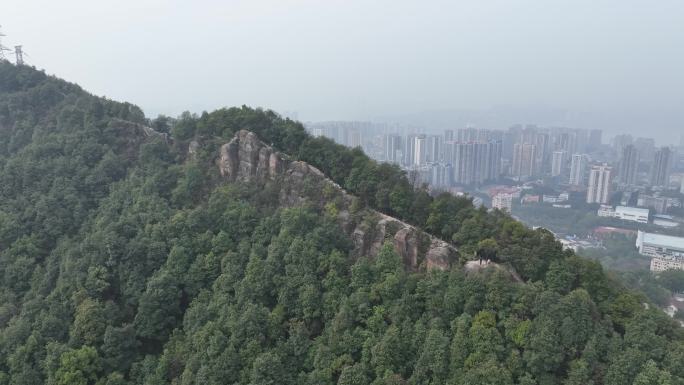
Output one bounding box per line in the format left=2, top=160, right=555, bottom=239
left=0, top=61, right=682, bottom=385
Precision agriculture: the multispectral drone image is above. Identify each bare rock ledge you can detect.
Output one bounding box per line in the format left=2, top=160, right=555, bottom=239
left=217, top=130, right=458, bottom=271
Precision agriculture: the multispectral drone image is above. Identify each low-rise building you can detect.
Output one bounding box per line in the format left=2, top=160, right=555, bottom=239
left=488, top=186, right=521, bottom=199
left=492, top=193, right=513, bottom=213
left=598, top=205, right=650, bottom=224
left=521, top=194, right=540, bottom=204
left=559, top=237, right=599, bottom=252
left=542, top=193, right=569, bottom=203
left=593, top=226, right=637, bottom=238
left=636, top=231, right=684, bottom=272
left=615, top=206, right=650, bottom=224
left=597, top=205, right=615, bottom=218
left=653, top=215, right=680, bottom=228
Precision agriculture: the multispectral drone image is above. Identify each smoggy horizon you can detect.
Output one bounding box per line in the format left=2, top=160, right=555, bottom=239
left=3, top=0, right=683, bottom=143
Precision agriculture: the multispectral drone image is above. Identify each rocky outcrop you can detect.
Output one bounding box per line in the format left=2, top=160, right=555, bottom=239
left=464, top=260, right=524, bottom=282
left=217, top=130, right=458, bottom=271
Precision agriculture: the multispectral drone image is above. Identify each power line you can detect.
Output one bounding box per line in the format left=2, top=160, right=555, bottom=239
left=0, top=25, right=28, bottom=65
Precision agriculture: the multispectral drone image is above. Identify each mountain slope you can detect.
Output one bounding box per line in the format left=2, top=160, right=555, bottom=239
left=216, top=129, right=457, bottom=270
left=0, top=62, right=682, bottom=385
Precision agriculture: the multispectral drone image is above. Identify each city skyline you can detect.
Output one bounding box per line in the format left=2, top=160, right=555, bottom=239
left=305, top=120, right=683, bottom=206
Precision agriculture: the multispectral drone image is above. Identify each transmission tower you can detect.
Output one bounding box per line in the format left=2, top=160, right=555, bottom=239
left=14, top=45, right=23, bottom=65
left=0, top=25, right=11, bottom=60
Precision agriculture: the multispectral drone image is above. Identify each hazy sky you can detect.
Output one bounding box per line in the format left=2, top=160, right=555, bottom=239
left=3, top=0, right=683, bottom=142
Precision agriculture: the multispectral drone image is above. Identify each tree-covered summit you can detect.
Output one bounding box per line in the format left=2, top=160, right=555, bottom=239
left=0, top=62, right=682, bottom=385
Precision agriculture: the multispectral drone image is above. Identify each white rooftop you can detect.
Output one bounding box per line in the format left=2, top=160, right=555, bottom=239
left=638, top=231, right=684, bottom=250
left=616, top=206, right=649, bottom=216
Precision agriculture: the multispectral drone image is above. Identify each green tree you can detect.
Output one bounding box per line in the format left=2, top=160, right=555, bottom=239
left=632, top=360, right=672, bottom=385
left=54, top=346, right=102, bottom=385
left=658, top=269, right=684, bottom=293
left=133, top=271, right=182, bottom=342
left=337, top=363, right=368, bottom=385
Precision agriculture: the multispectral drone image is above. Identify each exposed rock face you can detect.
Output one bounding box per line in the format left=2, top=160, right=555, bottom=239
left=217, top=130, right=458, bottom=271
left=188, top=141, right=200, bottom=159
left=219, top=131, right=288, bottom=183
left=464, top=260, right=524, bottom=283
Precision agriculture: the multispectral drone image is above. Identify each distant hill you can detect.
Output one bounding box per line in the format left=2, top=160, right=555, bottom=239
left=0, top=61, right=682, bottom=385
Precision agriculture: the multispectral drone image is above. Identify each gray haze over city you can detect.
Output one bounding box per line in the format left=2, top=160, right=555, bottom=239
left=3, top=0, right=683, bottom=143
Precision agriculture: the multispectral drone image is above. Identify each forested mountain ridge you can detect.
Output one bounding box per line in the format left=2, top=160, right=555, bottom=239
left=0, top=61, right=683, bottom=385
left=214, top=129, right=456, bottom=271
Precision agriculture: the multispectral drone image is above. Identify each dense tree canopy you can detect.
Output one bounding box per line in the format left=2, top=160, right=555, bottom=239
left=0, top=61, right=682, bottom=385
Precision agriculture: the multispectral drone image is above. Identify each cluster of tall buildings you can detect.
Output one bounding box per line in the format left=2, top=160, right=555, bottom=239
left=306, top=121, right=682, bottom=209
left=613, top=135, right=675, bottom=188
left=309, top=123, right=608, bottom=189
left=512, top=143, right=537, bottom=179
left=582, top=145, right=676, bottom=205
left=308, top=121, right=366, bottom=148
left=381, top=128, right=504, bottom=187
left=504, top=129, right=679, bottom=205
left=446, top=140, right=503, bottom=185
left=378, top=125, right=612, bottom=188
left=503, top=125, right=603, bottom=182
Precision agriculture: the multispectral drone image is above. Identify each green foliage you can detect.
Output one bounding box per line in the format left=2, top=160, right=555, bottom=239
left=659, top=269, right=684, bottom=293
left=54, top=346, right=102, bottom=385
left=578, top=234, right=650, bottom=271
left=0, top=61, right=681, bottom=385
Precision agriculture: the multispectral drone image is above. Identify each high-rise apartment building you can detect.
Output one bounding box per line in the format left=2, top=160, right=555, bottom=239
left=413, top=135, right=427, bottom=166
left=430, top=163, right=451, bottom=188
left=503, top=128, right=518, bottom=160
left=650, top=147, right=672, bottom=186
left=587, top=129, right=603, bottom=152
left=403, top=134, right=416, bottom=166
left=445, top=140, right=502, bottom=185
left=556, top=132, right=578, bottom=155
left=569, top=154, right=587, bottom=186
left=634, top=138, right=655, bottom=163
left=347, top=128, right=362, bottom=148
left=612, top=134, right=633, bottom=155
left=521, top=125, right=539, bottom=144
left=456, top=128, right=478, bottom=142
left=551, top=150, right=567, bottom=177
left=587, top=164, right=613, bottom=204
left=426, top=135, right=442, bottom=163
left=512, top=143, right=536, bottom=179
left=535, top=133, right=551, bottom=175
left=483, top=141, right=503, bottom=183
left=383, top=134, right=402, bottom=164
left=452, top=142, right=475, bottom=184
left=617, top=144, right=639, bottom=185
